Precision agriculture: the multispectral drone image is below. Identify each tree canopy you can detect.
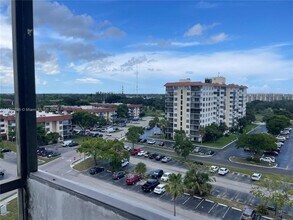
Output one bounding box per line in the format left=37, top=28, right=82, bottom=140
left=72, top=111, right=98, bottom=129
left=134, top=162, right=147, bottom=176
left=174, top=130, right=193, bottom=159
left=126, top=126, right=144, bottom=149
left=117, top=104, right=129, bottom=118
left=266, top=115, right=290, bottom=135
left=236, top=133, right=277, bottom=155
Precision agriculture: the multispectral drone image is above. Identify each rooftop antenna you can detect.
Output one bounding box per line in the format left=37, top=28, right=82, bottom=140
left=121, top=83, right=124, bottom=95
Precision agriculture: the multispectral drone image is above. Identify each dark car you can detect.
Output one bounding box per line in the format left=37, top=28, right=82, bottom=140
left=155, top=155, right=165, bottom=161
left=41, top=150, right=52, bottom=157
left=264, top=151, right=279, bottom=156
left=139, top=138, right=147, bottom=143
left=37, top=147, right=46, bottom=156
left=156, top=141, right=164, bottom=146
left=206, top=150, right=215, bottom=155
left=141, top=179, right=160, bottom=192
left=151, top=169, right=164, bottom=179
left=126, top=174, right=142, bottom=185
left=47, top=151, right=61, bottom=158
left=89, top=167, right=105, bottom=175
left=0, top=148, right=11, bottom=153
left=149, top=153, right=158, bottom=159
left=69, top=142, right=79, bottom=147
left=194, top=161, right=204, bottom=165
left=112, top=171, right=126, bottom=180
left=0, top=169, right=4, bottom=179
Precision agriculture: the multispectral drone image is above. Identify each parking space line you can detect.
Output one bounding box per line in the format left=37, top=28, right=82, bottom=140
left=195, top=199, right=204, bottom=209
left=205, top=199, right=214, bottom=203
left=182, top=197, right=191, bottom=205
left=184, top=192, right=190, bottom=196
left=231, top=207, right=242, bottom=212
left=208, top=202, right=217, bottom=213
left=193, top=195, right=202, bottom=200
left=218, top=203, right=227, bottom=207
left=222, top=207, right=231, bottom=218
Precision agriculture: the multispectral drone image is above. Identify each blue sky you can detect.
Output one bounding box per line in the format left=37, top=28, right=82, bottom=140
left=0, top=0, right=292, bottom=94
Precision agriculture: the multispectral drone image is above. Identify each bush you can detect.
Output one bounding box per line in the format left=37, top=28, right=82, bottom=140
left=257, top=204, right=269, bottom=215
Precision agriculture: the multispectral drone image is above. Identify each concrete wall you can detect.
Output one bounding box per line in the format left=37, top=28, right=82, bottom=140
left=28, top=171, right=174, bottom=220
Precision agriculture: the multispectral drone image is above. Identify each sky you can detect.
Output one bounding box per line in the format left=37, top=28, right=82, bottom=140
left=0, top=0, right=293, bottom=94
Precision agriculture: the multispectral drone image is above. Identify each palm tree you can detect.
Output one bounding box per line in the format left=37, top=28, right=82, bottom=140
left=165, top=173, right=184, bottom=216
left=183, top=166, right=214, bottom=196
left=158, top=118, right=169, bottom=138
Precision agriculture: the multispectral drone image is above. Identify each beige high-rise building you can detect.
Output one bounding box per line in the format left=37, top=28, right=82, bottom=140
left=165, top=77, right=247, bottom=142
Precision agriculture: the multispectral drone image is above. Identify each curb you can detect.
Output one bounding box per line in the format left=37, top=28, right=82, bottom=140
left=229, top=156, right=278, bottom=168
left=70, top=156, right=91, bottom=168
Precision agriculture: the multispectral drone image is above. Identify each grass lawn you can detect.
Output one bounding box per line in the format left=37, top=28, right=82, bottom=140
left=255, top=114, right=264, bottom=122
left=230, top=156, right=277, bottom=167
left=73, top=157, right=96, bottom=171
left=1, top=197, right=18, bottom=220
left=0, top=141, right=16, bottom=152
left=243, top=124, right=258, bottom=133
left=38, top=156, right=61, bottom=165
left=200, top=133, right=238, bottom=148
left=72, top=135, right=93, bottom=144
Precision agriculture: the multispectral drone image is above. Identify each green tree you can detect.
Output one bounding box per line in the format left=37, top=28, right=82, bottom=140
left=72, top=111, right=98, bottom=131
left=198, top=127, right=206, bottom=144
left=266, top=115, right=290, bottom=135
left=36, top=124, right=48, bottom=146
left=174, top=130, right=193, bottom=159
left=8, top=127, right=16, bottom=142
left=165, top=173, right=184, bottom=216
left=46, top=132, right=60, bottom=144
left=107, top=139, right=130, bottom=171
left=77, top=138, right=107, bottom=165
left=126, top=126, right=144, bottom=149
left=0, top=138, right=4, bottom=159
left=134, top=162, right=147, bottom=176
left=117, top=104, right=129, bottom=118
left=251, top=178, right=293, bottom=216
left=183, top=166, right=213, bottom=196
left=148, top=119, right=156, bottom=129
left=236, top=133, right=277, bottom=156
left=158, top=118, right=168, bottom=138
left=204, top=123, right=222, bottom=142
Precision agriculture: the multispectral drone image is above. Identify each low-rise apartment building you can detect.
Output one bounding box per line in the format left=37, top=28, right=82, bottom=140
left=165, top=77, right=247, bottom=142
left=0, top=109, right=72, bottom=140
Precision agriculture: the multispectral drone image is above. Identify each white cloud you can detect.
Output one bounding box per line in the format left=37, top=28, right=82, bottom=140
left=0, top=13, right=12, bottom=50
left=184, top=23, right=218, bottom=37
left=36, top=56, right=60, bottom=75
left=208, top=32, right=228, bottom=43
left=76, top=78, right=101, bottom=84
left=36, top=76, right=47, bottom=86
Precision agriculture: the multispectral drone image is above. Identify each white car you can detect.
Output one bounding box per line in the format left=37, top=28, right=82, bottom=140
left=124, top=145, right=131, bottom=151
left=154, top=184, right=166, bottom=194
left=210, top=166, right=219, bottom=173
left=161, top=157, right=172, bottom=163
left=193, top=147, right=201, bottom=153
left=251, top=173, right=261, bottom=181
left=121, top=159, right=129, bottom=167
left=161, top=172, right=172, bottom=182
left=218, top=167, right=229, bottom=176
left=137, top=151, right=145, bottom=156
left=147, top=139, right=156, bottom=144
left=260, top=156, right=275, bottom=163
left=105, top=133, right=112, bottom=136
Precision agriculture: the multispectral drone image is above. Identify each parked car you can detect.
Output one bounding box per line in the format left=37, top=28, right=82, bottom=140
left=112, top=171, right=126, bottom=180
left=141, top=179, right=160, bottom=192
left=263, top=151, right=279, bottom=156
left=143, top=151, right=151, bottom=158
left=218, top=167, right=229, bottom=176
left=126, top=174, right=141, bottom=185
left=241, top=206, right=256, bottom=220
left=243, top=147, right=251, bottom=152
left=62, top=140, right=73, bottom=147
left=89, top=167, right=105, bottom=175
left=156, top=141, right=164, bottom=146
left=147, top=139, right=156, bottom=144
left=149, top=153, right=158, bottom=159
left=41, top=150, right=52, bottom=157
left=0, top=169, right=5, bottom=179
left=154, top=184, right=166, bottom=195
left=251, top=173, right=261, bottom=181
left=139, top=138, right=147, bottom=143
left=151, top=169, right=164, bottom=179
left=47, top=151, right=61, bottom=158
left=193, top=146, right=201, bottom=153
left=206, top=150, right=215, bottom=155
left=0, top=148, right=11, bottom=153
left=69, top=142, right=79, bottom=147
left=155, top=155, right=165, bottom=161
left=124, top=145, right=132, bottom=151
left=130, top=148, right=141, bottom=156
left=137, top=150, right=145, bottom=156
left=121, top=159, right=129, bottom=168
left=37, top=147, right=46, bottom=156
left=161, top=157, right=172, bottom=163
left=210, top=166, right=219, bottom=173
left=161, top=172, right=171, bottom=182
left=260, top=156, right=275, bottom=163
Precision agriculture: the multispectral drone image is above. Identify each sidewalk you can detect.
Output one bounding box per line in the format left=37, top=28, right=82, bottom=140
left=0, top=193, right=17, bottom=207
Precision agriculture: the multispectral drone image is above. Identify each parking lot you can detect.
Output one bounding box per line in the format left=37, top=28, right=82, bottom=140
left=83, top=169, right=244, bottom=219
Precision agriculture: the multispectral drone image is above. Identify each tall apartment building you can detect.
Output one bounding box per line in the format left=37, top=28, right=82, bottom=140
left=247, top=93, right=293, bottom=102
left=165, top=77, right=247, bottom=142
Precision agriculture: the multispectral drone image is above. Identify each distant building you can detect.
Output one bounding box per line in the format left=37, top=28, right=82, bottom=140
left=165, top=77, right=247, bottom=142
left=247, top=93, right=293, bottom=102
left=91, top=103, right=143, bottom=118
left=0, top=109, right=72, bottom=140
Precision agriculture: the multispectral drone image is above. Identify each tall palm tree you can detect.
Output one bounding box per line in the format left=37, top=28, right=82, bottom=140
left=165, top=173, right=184, bottom=216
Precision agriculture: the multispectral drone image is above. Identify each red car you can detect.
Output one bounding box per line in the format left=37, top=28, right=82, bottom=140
left=130, top=148, right=141, bottom=156
left=126, top=174, right=142, bottom=185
